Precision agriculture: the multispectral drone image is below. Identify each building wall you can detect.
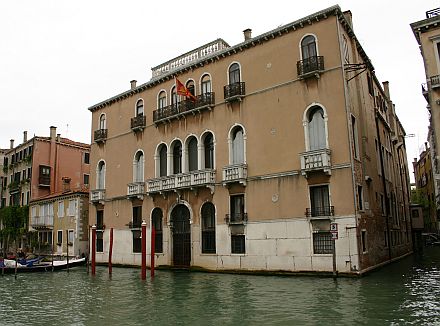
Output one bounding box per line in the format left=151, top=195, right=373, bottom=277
left=89, top=6, right=412, bottom=274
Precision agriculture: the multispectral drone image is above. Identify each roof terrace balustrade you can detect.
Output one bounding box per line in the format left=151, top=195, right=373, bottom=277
left=297, top=56, right=324, bottom=79
left=426, top=8, right=440, bottom=18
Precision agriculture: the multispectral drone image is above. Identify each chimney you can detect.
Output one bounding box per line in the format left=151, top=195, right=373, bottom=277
left=50, top=126, right=56, bottom=142
left=130, top=80, right=137, bottom=89
left=62, top=177, right=71, bottom=193
left=23, top=131, right=27, bottom=143
left=382, top=81, right=390, bottom=99
left=243, top=28, right=252, bottom=41
left=10, top=139, right=14, bottom=149
left=56, top=133, right=61, bottom=142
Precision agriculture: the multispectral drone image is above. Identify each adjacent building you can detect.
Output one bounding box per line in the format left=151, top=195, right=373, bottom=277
left=88, top=5, right=412, bottom=274
left=0, top=127, right=90, bottom=254
left=411, top=7, right=440, bottom=229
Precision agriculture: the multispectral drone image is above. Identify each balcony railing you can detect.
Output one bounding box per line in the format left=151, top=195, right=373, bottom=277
left=128, top=220, right=142, bottom=229
left=222, top=163, right=248, bottom=185
left=131, top=115, right=146, bottom=131
left=297, top=56, right=324, bottom=78
left=305, top=206, right=334, bottom=218
left=431, top=75, right=440, bottom=89
left=225, top=213, right=248, bottom=225
left=38, top=175, right=50, bottom=187
left=8, top=181, right=21, bottom=193
left=300, top=148, right=331, bottom=176
left=153, top=92, right=215, bottom=123
left=127, top=182, right=145, bottom=198
left=94, top=129, right=108, bottom=143
left=427, top=8, right=440, bottom=18
left=30, top=215, right=54, bottom=228
left=146, top=169, right=215, bottom=194
left=224, top=82, right=246, bottom=101
left=91, top=189, right=105, bottom=203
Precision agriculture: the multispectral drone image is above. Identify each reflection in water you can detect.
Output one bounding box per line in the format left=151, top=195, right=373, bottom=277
left=0, top=248, right=439, bottom=325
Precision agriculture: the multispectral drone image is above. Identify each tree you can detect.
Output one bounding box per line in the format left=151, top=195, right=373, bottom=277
left=0, top=205, right=29, bottom=255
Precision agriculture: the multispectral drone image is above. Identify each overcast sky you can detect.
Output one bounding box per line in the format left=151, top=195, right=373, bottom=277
left=0, top=1, right=437, bottom=171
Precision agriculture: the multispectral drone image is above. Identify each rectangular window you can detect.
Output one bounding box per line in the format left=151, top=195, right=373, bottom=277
left=84, top=174, right=90, bottom=185
left=68, top=199, right=76, bottom=216
left=96, top=210, right=104, bottom=229
left=68, top=230, right=74, bottom=245
left=132, top=230, right=141, bottom=253
left=96, top=231, right=104, bottom=252
left=39, top=165, right=51, bottom=185
left=57, top=230, right=63, bottom=245
left=361, top=230, right=367, bottom=253
left=309, top=185, right=331, bottom=217
left=84, top=152, right=90, bottom=164
left=357, top=185, right=363, bottom=211
left=367, top=73, right=374, bottom=96
left=58, top=201, right=64, bottom=218
left=231, top=234, right=245, bottom=254
left=132, top=206, right=142, bottom=228
left=230, top=194, right=245, bottom=223
left=313, top=232, right=333, bottom=254
left=31, top=206, right=37, bottom=218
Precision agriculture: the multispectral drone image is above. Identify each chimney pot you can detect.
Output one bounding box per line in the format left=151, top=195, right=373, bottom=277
left=130, top=80, right=137, bottom=89
left=243, top=28, right=252, bottom=41
left=10, top=139, right=14, bottom=149
left=56, top=134, right=61, bottom=142
left=23, top=131, right=27, bottom=143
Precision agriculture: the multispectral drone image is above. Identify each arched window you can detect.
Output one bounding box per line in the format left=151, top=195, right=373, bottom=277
left=99, top=114, right=106, bottom=130
left=301, top=35, right=317, bottom=60
left=173, top=141, right=182, bottom=174
left=308, top=106, right=326, bottom=150
left=229, top=63, right=240, bottom=85
left=159, top=144, right=167, bottom=177
left=97, top=161, right=106, bottom=189
left=201, top=74, right=211, bottom=94
left=186, top=80, right=195, bottom=97
left=133, top=151, right=144, bottom=182
left=171, top=86, right=177, bottom=108
left=158, top=91, right=166, bottom=109
left=201, top=202, right=216, bottom=253
left=187, top=137, right=198, bottom=172
left=136, top=99, right=144, bottom=116
left=231, top=127, right=244, bottom=164
left=203, top=133, right=214, bottom=169
left=152, top=208, right=163, bottom=253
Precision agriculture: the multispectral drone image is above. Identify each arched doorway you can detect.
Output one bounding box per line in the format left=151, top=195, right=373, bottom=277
left=171, top=204, right=191, bottom=267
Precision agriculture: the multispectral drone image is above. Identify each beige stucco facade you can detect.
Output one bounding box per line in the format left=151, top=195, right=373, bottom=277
left=89, top=5, right=412, bottom=274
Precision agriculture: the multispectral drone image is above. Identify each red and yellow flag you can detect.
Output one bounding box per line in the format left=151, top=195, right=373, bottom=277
left=176, top=78, right=196, bottom=102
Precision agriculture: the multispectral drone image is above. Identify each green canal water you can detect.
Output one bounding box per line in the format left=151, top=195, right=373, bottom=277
left=1, top=248, right=439, bottom=326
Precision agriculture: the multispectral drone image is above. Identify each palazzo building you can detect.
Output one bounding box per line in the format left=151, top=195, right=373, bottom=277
left=88, top=5, right=412, bottom=274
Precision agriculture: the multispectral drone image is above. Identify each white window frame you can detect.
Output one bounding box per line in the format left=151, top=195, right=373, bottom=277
left=58, top=201, right=64, bottom=218
left=302, top=103, right=329, bottom=151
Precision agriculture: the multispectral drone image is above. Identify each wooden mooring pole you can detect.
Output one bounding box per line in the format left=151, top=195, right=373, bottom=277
left=141, top=221, right=146, bottom=280
left=66, top=230, right=69, bottom=273
left=109, top=228, right=113, bottom=275
left=91, top=225, right=96, bottom=275
left=151, top=227, right=155, bottom=278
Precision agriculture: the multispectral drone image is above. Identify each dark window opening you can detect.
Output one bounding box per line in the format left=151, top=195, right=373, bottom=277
left=152, top=208, right=163, bottom=253
left=231, top=234, right=245, bottom=254
left=313, top=232, right=332, bottom=254
left=202, top=202, right=216, bottom=253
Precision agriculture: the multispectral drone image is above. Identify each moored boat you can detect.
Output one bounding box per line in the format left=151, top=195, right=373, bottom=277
left=0, top=257, right=86, bottom=274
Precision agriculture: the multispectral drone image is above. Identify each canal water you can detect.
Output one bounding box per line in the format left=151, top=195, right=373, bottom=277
left=1, top=248, right=439, bottom=326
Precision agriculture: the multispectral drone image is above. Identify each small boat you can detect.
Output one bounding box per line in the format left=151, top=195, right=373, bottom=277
left=0, top=257, right=86, bottom=274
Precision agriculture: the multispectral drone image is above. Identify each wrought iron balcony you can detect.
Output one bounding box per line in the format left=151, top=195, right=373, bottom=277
left=146, top=169, right=216, bottom=194
left=30, top=215, right=54, bottom=229
left=300, top=148, right=331, bottom=176
left=224, top=82, right=246, bottom=102
left=131, top=115, right=146, bottom=131
left=297, top=56, right=324, bottom=78
left=38, top=175, right=50, bottom=187
left=222, top=163, right=247, bottom=185
left=8, top=181, right=21, bottom=193
left=127, top=182, right=145, bottom=198
left=153, top=92, right=215, bottom=124
left=128, top=220, right=142, bottom=229
left=431, top=75, right=440, bottom=89
left=225, top=213, right=248, bottom=225
left=94, top=129, right=108, bottom=143
left=305, top=206, right=334, bottom=218
left=91, top=189, right=105, bottom=203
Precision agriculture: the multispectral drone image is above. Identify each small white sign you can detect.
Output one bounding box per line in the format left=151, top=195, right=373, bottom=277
left=330, top=223, right=338, bottom=232
left=331, top=231, right=338, bottom=240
